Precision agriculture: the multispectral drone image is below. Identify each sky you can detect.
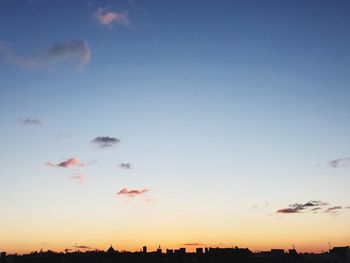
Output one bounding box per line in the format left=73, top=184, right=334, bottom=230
left=0, top=0, right=350, bottom=254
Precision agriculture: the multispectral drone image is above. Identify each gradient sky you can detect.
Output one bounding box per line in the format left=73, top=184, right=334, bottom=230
left=1, top=0, right=350, bottom=254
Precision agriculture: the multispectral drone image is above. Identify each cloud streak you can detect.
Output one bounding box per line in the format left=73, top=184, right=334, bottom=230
left=46, top=158, right=84, bottom=168
left=183, top=243, right=203, bottom=246
left=325, top=206, right=342, bottom=213
left=92, top=136, right=120, bottom=148
left=276, top=207, right=301, bottom=214
left=276, top=200, right=329, bottom=214
left=73, top=245, right=92, bottom=250
left=0, top=40, right=91, bottom=70
left=117, top=187, right=149, bottom=197
left=119, top=162, right=131, bottom=169
left=328, top=157, right=350, bottom=168
left=94, top=8, right=131, bottom=27
left=19, top=117, right=42, bottom=126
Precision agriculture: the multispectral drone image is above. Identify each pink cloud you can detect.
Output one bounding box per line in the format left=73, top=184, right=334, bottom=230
left=276, top=208, right=300, bottom=214
left=46, top=158, right=84, bottom=168
left=94, top=8, right=131, bottom=27
left=117, top=187, right=149, bottom=197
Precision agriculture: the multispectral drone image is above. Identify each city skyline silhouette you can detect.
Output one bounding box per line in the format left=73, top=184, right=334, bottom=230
left=1, top=244, right=350, bottom=263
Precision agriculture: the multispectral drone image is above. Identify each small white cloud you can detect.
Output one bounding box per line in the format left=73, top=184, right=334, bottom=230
left=19, top=117, right=42, bottom=126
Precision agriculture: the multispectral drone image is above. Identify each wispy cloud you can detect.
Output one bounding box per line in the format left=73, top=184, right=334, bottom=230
left=328, top=157, right=350, bottom=168
left=46, top=158, right=84, bottom=168
left=0, top=40, right=91, bottom=70
left=325, top=206, right=342, bottom=213
left=94, top=8, right=131, bottom=27
left=183, top=243, right=203, bottom=246
left=19, top=117, right=42, bottom=126
left=73, top=245, right=92, bottom=250
left=69, top=174, right=86, bottom=184
left=92, top=136, right=120, bottom=148
left=117, top=187, right=149, bottom=197
left=303, top=200, right=329, bottom=207
left=276, top=200, right=329, bottom=214
left=119, top=162, right=131, bottom=169
left=276, top=207, right=301, bottom=214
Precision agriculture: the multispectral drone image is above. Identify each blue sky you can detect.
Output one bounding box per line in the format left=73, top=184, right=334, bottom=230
left=0, top=0, right=350, bottom=253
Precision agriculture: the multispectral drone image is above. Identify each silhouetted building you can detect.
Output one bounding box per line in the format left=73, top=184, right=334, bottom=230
left=0, top=252, right=6, bottom=263
left=107, top=245, right=116, bottom=254
left=271, top=249, right=285, bottom=256
left=289, top=249, right=298, bottom=256
left=330, top=246, right=350, bottom=262
left=196, top=247, right=203, bottom=254
left=142, top=246, right=147, bottom=253
left=174, top=248, right=186, bottom=254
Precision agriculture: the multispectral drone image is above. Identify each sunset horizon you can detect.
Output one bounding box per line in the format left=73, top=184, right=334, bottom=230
left=2, top=242, right=347, bottom=256
left=1, top=0, right=349, bottom=260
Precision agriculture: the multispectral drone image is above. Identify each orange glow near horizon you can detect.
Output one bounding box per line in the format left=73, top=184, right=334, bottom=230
left=1, top=206, right=349, bottom=255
